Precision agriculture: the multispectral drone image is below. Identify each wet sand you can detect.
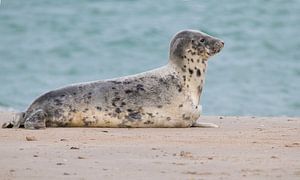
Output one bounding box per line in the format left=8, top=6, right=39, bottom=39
left=0, top=111, right=299, bottom=179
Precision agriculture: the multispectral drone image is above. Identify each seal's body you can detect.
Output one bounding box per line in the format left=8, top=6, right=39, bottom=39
left=3, top=30, right=224, bottom=129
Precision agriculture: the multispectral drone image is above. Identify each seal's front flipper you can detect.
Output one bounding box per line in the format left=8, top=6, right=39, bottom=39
left=192, top=121, right=219, bottom=128
left=24, top=109, right=47, bottom=130
left=2, top=112, right=25, bottom=128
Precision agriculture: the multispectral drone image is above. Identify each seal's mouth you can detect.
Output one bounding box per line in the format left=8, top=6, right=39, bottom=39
left=208, top=41, right=224, bottom=56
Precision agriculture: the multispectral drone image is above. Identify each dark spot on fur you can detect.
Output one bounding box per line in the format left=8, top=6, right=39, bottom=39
left=147, top=113, right=154, bottom=118
left=182, top=114, right=191, bottom=120
left=183, top=75, right=186, bottom=81
left=111, top=81, right=122, bottom=84
left=136, top=84, right=145, bottom=91
left=166, top=117, right=171, bottom=120
left=188, top=68, right=193, bottom=74
left=112, top=87, right=116, bottom=90
left=127, top=109, right=133, bottom=112
left=191, top=58, right=194, bottom=63
left=123, top=81, right=131, bottom=84
left=179, top=104, right=183, bottom=108
left=127, top=112, right=142, bottom=120
left=82, top=117, right=93, bottom=127
left=157, top=105, right=163, bottom=108
left=112, top=97, right=121, bottom=106
left=96, top=106, right=102, bottom=111
left=53, top=109, right=64, bottom=118
left=177, top=84, right=183, bottom=92
left=121, top=102, right=126, bottom=106
left=54, top=99, right=63, bottom=106
left=60, top=94, right=65, bottom=97
left=178, top=87, right=182, bottom=92
left=196, top=69, right=201, bottom=77
left=125, top=89, right=133, bottom=94
left=181, top=68, right=186, bottom=72
left=115, top=108, right=121, bottom=113
left=70, top=108, right=77, bottom=113
left=144, top=120, right=154, bottom=125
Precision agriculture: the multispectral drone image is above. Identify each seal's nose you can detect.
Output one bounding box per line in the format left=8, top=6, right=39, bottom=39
left=212, top=41, right=224, bottom=54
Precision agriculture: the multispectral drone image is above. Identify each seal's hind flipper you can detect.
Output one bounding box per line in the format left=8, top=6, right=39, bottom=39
left=24, top=109, right=47, bottom=130
left=2, top=112, right=25, bottom=128
left=192, top=121, right=219, bottom=128
left=2, top=121, right=14, bottom=128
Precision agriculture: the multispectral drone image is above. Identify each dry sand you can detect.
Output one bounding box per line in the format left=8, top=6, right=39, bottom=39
left=0, top=111, right=299, bottom=180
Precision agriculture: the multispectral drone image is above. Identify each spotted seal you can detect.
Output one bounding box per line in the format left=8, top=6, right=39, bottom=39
left=2, top=30, right=224, bottom=129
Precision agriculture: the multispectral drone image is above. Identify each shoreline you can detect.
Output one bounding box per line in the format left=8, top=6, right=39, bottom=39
left=0, top=111, right=299, bottom=179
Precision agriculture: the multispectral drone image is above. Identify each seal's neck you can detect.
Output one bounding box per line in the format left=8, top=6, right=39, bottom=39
left=169, top=48, right=209, bottom=105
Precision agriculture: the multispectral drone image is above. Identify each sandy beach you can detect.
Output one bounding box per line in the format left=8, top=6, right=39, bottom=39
left=0, top=111, right=299, bottom=180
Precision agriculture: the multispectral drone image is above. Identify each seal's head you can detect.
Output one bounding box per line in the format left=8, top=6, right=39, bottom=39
left=169, top=30, right=224, bottom=64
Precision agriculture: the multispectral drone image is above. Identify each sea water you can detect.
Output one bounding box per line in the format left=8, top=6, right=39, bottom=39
left=0, top=0, right=299, bottom=116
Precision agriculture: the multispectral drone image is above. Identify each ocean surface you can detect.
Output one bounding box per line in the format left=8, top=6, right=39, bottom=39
left=0, top=0, right=299, bottom=116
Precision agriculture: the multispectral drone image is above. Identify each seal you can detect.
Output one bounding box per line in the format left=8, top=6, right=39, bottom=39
left=2, top=30, right=224, bottom=129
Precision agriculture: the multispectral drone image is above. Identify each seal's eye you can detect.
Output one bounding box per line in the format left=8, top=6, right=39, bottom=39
left=200, top=38, right=205, bottom=43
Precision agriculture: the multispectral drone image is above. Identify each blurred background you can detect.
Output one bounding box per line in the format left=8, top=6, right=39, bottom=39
left=0, top=0, right=299, bottom=116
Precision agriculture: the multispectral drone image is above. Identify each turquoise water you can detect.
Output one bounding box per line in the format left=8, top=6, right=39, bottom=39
left=0, top=0, right=299, bottom=116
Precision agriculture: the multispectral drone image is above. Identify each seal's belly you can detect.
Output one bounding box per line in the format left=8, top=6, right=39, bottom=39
left=46, top=105, right=198, bottom=128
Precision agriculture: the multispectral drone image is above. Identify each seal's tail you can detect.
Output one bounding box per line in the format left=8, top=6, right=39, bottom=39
left=2, top=112, right=25, bottom=128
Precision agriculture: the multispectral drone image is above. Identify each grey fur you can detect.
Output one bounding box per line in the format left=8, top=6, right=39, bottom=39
left=2, top=30, right=224, bottom=129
